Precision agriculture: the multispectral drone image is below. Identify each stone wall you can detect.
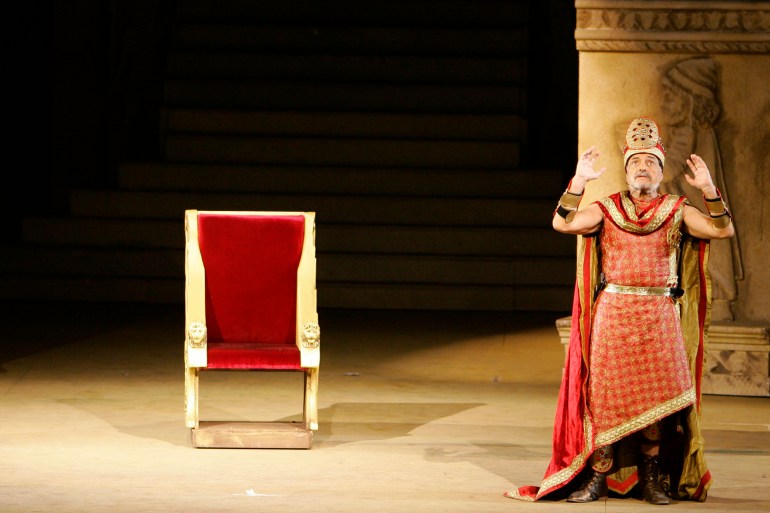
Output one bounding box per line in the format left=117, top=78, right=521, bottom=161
left=574, top=0, right=770, bottom=324
left=564, top=1, right=770, bottom=396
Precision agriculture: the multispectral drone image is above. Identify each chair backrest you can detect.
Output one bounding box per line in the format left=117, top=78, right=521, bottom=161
left=197, top=213, right=306, bottom=346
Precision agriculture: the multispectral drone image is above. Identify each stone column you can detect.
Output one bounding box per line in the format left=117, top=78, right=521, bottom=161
left=566, top=0, right=770, bottom=396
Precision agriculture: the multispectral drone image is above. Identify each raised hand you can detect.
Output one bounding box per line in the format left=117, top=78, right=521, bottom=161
left=684, top=154, right=718, bottom=197
left=569, top=146, right=606, bottom=193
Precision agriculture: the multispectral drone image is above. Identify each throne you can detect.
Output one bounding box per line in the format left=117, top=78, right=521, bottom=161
left=183, top=210, right=320, bottom=448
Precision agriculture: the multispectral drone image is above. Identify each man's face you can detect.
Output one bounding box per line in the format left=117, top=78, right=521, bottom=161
left=625, top=153, right=663, bottom=194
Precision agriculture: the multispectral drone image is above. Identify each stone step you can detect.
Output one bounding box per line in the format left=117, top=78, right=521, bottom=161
left=163, top=80, right=526, bottom=113
left=2, top=245, right=573, bottom=286
left=22, top=218, right=574, bottom=256
left=0, top=274, right=182, bottom=304
left=161, top=110, right=527, bottom=141
left=173, top=25, right=528, bottom=55
left=0, top=275, right=570, bottom=312
left=166, top=51, right=527, bottom=84
left=118, top=163, right=557, bottom=197
left=67, top=190, right=556, bottom=226
left=321, top=282, right=570, bottom=311
left=3, top=245, right=183, bottom=278
left=161, top=135, right=520, bottom=168
left=322, top=254, right=573, bottom=286
left=176, top=0, right=529, bottom=27
left=22, top=218, right=182, bottom=249
left=321, top=225, right=574, bottom=257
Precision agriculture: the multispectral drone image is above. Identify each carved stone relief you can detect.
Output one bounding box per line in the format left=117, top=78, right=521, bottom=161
left=575, top=1, right=770, bottom=53
left=657, top=56, right=743, bottom=321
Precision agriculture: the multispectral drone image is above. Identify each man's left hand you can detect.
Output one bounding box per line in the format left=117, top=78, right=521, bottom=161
left=684, top=154, right=718, bottom=198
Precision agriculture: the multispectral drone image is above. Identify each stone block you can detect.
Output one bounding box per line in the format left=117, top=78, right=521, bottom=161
left=702, top=322, right=770, bottom=397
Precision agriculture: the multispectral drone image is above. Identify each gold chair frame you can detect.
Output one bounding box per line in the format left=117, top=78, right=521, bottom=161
left=183, top=210, right=319, bottom=448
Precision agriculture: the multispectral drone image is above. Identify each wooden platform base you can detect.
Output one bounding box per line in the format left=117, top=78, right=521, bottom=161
left=191, top=422, right=313, bottom=449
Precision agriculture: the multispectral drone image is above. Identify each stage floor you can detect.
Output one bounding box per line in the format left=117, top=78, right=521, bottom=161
left=1, top=302, right=768, bottom=512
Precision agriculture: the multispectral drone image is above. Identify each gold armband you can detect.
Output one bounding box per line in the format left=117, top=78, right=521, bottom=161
left=554, top=183, right=583, bottom=223
left=704, top=188, right=732, bottom=228
left=711, top=212, right=732, bottom=229
left=559, top=190, right=583, bottom=210
left=704, top=189, right=728, bottom=216
left=555, top=204, right=577, bottom=223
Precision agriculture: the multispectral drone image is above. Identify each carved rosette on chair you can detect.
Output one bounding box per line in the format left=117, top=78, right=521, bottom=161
left=183, top=210, right=320, bottom=449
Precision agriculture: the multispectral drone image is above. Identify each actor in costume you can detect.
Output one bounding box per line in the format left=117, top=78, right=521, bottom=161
left=505, top=117, right=734, bottom=505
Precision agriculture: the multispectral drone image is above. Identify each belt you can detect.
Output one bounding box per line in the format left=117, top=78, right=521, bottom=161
left=604, top=283, right=680, bottom=297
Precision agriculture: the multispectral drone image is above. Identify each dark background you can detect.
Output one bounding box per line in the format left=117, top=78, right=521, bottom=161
left=5, top=0, right=576, bottom=242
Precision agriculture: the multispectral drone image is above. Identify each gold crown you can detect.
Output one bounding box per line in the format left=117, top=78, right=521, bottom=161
left=623, top=117, right=666, bottom=167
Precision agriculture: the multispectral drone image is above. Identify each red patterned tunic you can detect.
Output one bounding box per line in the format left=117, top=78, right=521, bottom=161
left=590, top=192, right=696, bottom=447
left=505, top=190, right=711, bottom=503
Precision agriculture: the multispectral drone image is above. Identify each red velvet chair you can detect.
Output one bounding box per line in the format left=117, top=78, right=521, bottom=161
left=184, top=210, right=320, bottom=448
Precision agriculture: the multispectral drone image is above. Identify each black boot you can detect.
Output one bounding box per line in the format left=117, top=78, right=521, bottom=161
left=566, top=470, right=607, bottom=502
left=641, top=455, right=671, bottom=505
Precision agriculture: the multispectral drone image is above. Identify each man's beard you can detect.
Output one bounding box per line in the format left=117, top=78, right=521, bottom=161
left=628, top=180, right=660, bottom=195
left=627, top=171, right=660, bottom=195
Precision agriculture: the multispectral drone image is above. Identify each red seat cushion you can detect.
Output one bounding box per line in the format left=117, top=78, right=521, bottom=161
left=197, top=214, right=305, bottom=369
left=206, top=342, right=302, bottom=370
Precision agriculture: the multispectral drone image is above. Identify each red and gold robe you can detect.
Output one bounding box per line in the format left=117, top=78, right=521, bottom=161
left=506, top=191, right=712, bottom=502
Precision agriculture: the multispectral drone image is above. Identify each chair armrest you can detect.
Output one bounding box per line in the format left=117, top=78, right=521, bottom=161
left=297, top=213, right=320, bottom=368
left=185, top=210, right=208, bottom=368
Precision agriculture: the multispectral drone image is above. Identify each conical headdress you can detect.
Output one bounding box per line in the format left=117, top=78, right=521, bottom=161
left=623, top=117, right=666, bottom=167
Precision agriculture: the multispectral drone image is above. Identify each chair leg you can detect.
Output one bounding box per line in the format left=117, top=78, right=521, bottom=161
left=184, top=367, right=199, bottom=429
left=304, top=368, right=319, bottom=431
